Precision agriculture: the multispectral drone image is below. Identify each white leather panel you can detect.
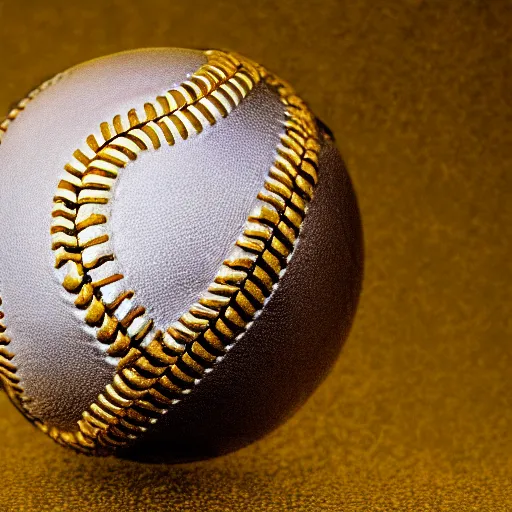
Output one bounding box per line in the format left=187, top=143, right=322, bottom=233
left=0, top=49, right=207, bottom=429
left=110, top=81, right=285, bottom=331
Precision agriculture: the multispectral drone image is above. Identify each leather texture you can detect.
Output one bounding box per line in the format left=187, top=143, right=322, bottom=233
left=110, top=81, right=285, bottom=331
left=121, top=137, right=363, bottom=462
left=0, top=48, right=207, bottom=429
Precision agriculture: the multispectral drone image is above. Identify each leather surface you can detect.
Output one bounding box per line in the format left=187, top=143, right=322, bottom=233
left=121, top=138, right=363, bottom=462
left=0, top=48, right=206, bottom=429
left=111, top=81, right=285, bottom=331
left=0, top=1, right=510, bottom=510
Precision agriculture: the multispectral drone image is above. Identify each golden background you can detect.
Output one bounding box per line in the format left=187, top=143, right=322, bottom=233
left=0, top=1, right=510, bottom=510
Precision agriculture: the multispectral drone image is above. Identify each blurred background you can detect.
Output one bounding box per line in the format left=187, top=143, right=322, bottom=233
left=0, top=0, right=511, bottom=510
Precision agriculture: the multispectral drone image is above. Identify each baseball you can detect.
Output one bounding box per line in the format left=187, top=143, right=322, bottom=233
left=0, top=48, right=363, bottom=462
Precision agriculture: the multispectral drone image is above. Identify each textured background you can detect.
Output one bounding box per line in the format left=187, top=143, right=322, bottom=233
left=0, top=0, right=511, bottom=510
